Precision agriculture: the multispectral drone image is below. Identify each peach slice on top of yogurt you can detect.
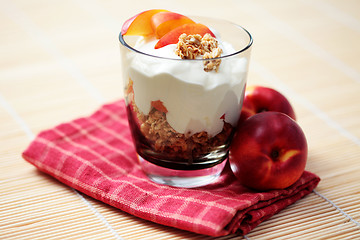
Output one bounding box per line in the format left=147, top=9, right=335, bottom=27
left=151, top=12, right=195, bottom=38
left=155, top=23, right=215, bottom=49
left=122, top=9, right=215, bottom=48
left=121, top=9, right=169, bottom=36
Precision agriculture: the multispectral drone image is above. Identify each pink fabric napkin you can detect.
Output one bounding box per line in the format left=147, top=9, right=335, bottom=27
left=22, top=100, right=320, bottom=237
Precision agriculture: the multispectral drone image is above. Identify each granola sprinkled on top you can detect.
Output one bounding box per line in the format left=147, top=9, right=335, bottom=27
left=175, top=33, right=223, bottom=72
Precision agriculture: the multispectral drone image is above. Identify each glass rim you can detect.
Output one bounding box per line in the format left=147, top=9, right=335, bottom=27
left=118, top=19, right=253, bottom=61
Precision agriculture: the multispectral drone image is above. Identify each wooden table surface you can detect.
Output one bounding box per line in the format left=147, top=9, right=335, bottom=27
left=1, top=0, right=360, bottom=239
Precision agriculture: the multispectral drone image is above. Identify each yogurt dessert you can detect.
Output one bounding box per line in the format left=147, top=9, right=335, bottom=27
left=119, top=10, right=252, bottom=186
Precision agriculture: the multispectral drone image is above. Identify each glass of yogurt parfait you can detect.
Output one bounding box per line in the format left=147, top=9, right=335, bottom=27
left=119, top=11, right=253, bottom=187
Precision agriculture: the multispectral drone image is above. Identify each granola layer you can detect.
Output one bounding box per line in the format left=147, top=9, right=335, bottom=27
left=130, top=100, right=233, bottom=160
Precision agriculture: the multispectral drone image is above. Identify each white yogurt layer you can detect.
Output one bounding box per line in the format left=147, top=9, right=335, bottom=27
left=126, top=37, right=248, bottom=137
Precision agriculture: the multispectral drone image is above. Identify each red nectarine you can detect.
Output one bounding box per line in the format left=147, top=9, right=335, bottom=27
left=229, top=112, right=307, bottom=190
left=239, top=86, right=296, bottom=123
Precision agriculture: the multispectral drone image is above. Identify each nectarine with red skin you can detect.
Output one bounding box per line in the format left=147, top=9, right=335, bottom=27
left=239, top=86, right=296, bottom=123
left=229, top=112, right=307, bottom=191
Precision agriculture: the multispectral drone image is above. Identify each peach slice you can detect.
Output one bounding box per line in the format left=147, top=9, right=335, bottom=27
left=151, top=12, right=195, bottom=39
left=121, top=9, right=169, bottom=36
left=151, top=100, right=168, bottom=113
left=155, top=23, right=215, bottom=49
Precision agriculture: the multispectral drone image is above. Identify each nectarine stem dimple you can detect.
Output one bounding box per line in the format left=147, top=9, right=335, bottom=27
left=257, top=108, right=268, bottom=113
left=271, top=149, right=280, bottom=160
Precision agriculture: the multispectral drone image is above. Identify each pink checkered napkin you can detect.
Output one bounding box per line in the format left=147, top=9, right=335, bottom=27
left=22, top=100, right=320, bottom=237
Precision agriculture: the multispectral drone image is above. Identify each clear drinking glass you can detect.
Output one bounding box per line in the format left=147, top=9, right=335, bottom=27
left=119, top=16, right=252, bottom=188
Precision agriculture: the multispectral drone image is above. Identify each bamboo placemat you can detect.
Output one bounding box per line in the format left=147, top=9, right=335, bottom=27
left=1, top=0, right=359, bottom=239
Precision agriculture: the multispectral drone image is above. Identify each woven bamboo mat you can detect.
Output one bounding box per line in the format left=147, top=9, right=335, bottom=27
left=1, top=0, right=360, bottom=239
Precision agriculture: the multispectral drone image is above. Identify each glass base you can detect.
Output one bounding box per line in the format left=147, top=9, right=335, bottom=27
left=139, top=155, right=227, bottom=188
